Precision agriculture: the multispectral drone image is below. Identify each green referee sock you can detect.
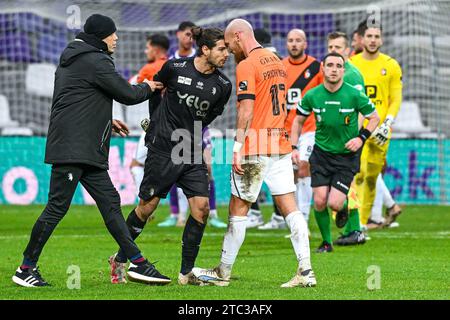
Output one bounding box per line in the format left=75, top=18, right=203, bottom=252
left=343, top=209, right=361, bottom=236
left=314, top=208, right=332, bottom=244
left=349, top=208, right=361, bottom=232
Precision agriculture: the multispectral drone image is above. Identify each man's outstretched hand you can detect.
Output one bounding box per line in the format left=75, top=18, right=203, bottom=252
left=112, top=119, right=129, bottom=137
left=143, top=79, right=164, bottom=92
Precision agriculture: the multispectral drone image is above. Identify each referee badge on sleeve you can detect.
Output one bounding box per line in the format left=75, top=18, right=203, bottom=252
left=344, top=115, right=350, bottom=125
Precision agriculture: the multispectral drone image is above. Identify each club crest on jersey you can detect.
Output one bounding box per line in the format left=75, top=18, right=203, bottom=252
left=238, top=80, right=248, bottom=91
left=304, top=69, right=311, bottom=79
left=381, top=68, right=387, bottom=76
left=196, top=81, right=204, bottom=90
left=177, top=76, right=192, bottom=85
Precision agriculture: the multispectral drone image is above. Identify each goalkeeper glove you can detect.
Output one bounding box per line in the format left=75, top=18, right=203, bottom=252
left=372, top=115, right=394, bottom=146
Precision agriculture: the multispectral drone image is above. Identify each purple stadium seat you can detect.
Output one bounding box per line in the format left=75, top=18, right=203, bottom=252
left=160, top=4, right=191, bottom=25
left=0, top=13, right=10, bottom=30
left=272, top=37, right=287, bottom=57
left=306, top=38, right=326, bottom=60
left=197, top=7, right=217, bottom=20
left=118, top=67, right=132, bottom=80
left=17, top=12, right=46, bottom=33
left=242, top=13, right=264, bottom=29
left=0, top=32, right=37, bottom=63
left=120, top=3, right=152, bottom=28
left=269, top=14, right=302, bottom=36
left=38, top=33, right=68, bottom=64
left=303, top=13, right=334, bottom=36
left=1, top=12, right=61, bottom=34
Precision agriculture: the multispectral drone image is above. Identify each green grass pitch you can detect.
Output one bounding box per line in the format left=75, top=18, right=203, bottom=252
left=0, top=204, right=448, bottom=300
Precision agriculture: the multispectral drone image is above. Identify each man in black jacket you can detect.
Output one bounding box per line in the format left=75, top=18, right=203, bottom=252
left=12, top=14, right=169, bottom=287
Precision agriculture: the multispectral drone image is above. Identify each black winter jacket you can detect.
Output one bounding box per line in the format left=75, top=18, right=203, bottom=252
left=45, top=33, right=151, bottom=169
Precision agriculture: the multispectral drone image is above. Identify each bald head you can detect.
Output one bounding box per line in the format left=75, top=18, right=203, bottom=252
left=287, top=28, right=307, bottom=60
left=225, top=18, right=254, bottom=38
left=287, top=29, right=306, bottom=41
left=224, top=18, right=260, bottom=63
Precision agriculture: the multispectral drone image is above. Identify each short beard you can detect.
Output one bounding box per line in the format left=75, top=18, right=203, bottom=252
left=364, top=45, right=379, bottom=54
left=354, top=47, right=364, bottom=55
left=207, top=57, right=221, bottom=69
left=289, top=50, right=304, bottom=60
left=233, top=50, right=246, bottom=64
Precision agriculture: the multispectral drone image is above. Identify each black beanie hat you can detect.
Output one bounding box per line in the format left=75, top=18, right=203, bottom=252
left=84, top=14, right=117, bottom=40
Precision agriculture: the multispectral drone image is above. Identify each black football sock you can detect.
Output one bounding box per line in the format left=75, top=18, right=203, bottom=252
left=180, top=215, right=206, bottom=275
left=116, top=208, right=146, bottom=263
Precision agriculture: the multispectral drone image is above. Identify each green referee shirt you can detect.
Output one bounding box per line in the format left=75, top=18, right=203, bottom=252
left=297, top=82, right=375, bottom=154
left=344, top=61, right=365, bottom=93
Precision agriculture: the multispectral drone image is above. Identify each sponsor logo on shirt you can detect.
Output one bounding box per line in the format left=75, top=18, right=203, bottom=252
left=238, top=80, right=248, bottom=91
left=287, top=88, right=302, bottom=107
left=173, top=61, right=187, bottom=68
left=325, top=101, right=341, bottom=105
left=177, top=76, right=192, bottom=85
left=177, top=91, right=210, bottom=117
left=365, top=85, right=377, bottom=98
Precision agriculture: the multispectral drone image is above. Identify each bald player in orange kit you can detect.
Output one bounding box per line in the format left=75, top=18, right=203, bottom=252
left=193, top=19, right=316, bottom=288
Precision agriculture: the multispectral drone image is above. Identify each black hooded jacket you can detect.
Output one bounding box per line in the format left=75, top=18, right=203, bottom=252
left=45, top=33, right=152, bottom=169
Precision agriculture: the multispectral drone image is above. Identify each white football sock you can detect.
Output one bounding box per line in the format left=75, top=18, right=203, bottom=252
left=178, top=187, right=188, bottom=221
left=220, top=215, right=247, bottom=266
left=130, top=166, right=144, bottom=196
left=210, top=209, right=218, bottom=219
left=248, top=208, right=262, bottom=216
left=285, top=211, right=311, bottom=272
left=296, top=177, right=312, bottom=222
left=371, top=174, right=384, bottom=223
left=380, top=176, right=396, bottom=209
